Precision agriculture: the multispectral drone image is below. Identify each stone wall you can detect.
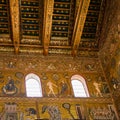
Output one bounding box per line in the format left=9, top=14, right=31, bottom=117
left=99, top=0, right=120, bottom=118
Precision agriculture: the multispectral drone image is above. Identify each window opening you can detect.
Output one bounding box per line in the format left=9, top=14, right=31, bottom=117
left=71, top=75, right=89, bottom=97
left=25, top=73, right=42, bottom=97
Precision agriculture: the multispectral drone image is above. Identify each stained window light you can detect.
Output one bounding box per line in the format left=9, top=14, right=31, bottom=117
left=71, top=75, right=89, bottom=97
left=25, top=73, right=42, bottom=97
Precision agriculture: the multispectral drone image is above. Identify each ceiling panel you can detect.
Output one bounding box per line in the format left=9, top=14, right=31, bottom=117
left=20, top=0, right=43, bottom=45
left=0, top=0, right=106, bottom=57
left=79, top=0, right=102, bottom=51
left=50, top=0, right=75, bottom=46
left=0, top=0, right=10, bottom=37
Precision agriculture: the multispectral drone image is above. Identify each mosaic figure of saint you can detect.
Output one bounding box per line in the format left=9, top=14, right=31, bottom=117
left=60, top=80, right=68, bottom=95
left=93, top=81, right=102, bottom=97
left=42, top=105, right=61, bottom=120
left=47, top=81, right=57, bottom=97
left=2, top=76, right=17, bottom=95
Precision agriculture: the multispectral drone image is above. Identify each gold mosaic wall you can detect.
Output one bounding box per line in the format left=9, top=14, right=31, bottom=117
left=0, top=97, right=116, bottom=120
left=0, top=54, right=118, bottom=119
left=99, top=0, right=120, bottom=118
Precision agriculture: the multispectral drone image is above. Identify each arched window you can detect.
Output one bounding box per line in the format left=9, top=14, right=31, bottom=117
left=71, top=75, right=89, bottom=97
left=25, top=73, right=42, bottom=97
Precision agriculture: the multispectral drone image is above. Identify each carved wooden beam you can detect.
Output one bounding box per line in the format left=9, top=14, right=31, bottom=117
left=43, top=0, right=54, bottom=55
left=72, top=0, right=90, bottom=56
left=75, top=0, right=81, bottom=17
left=9, top=0, right=20, bottom=54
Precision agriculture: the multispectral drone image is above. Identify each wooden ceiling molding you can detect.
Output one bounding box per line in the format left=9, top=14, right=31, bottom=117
left=79, top=0, right=102, bottom=53
left=72, top=0, right=90, bottom=57
left=0, top=0, right=105, bottom=57
left=43, top=0, right=54, bottom=55
left=9, top=0, right=20, bottom=54
left=75, top=0, right=80, bottom=17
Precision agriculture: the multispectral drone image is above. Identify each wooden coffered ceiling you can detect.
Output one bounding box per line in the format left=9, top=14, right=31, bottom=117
left=0, top=0, right=105, bottom=57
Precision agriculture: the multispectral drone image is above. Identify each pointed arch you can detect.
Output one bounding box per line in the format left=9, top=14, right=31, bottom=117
left=25, top=73, right=43, bottom=97
left=71, top=75, right=89, bottom=97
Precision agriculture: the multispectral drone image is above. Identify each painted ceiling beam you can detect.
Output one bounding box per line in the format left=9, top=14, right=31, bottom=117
left=9, top=0, right=20, bottom=54
left=72, top=0, right=90, bottom=56
left=43, top=0, right=54, bottom=55
left=74, top=0, right=81, bottom=17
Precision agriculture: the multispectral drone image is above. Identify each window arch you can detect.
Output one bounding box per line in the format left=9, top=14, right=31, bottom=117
left=71, top=75, right=89, bottom=97
left=25, top=73, right=42, bottom=97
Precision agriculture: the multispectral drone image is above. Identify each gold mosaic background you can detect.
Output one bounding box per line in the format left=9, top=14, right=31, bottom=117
left=0, top=54, right=118, bottom=119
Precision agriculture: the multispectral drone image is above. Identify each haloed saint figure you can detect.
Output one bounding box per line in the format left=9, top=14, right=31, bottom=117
left=2, top=76, right=17, bottom=95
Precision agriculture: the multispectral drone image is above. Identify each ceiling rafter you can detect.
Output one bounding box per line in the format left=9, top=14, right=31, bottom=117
left=72, top=0, right=90, bottom=56
left=43, top=0, right=54, bottom=55
left=9, top=0, right=20, bottom=54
